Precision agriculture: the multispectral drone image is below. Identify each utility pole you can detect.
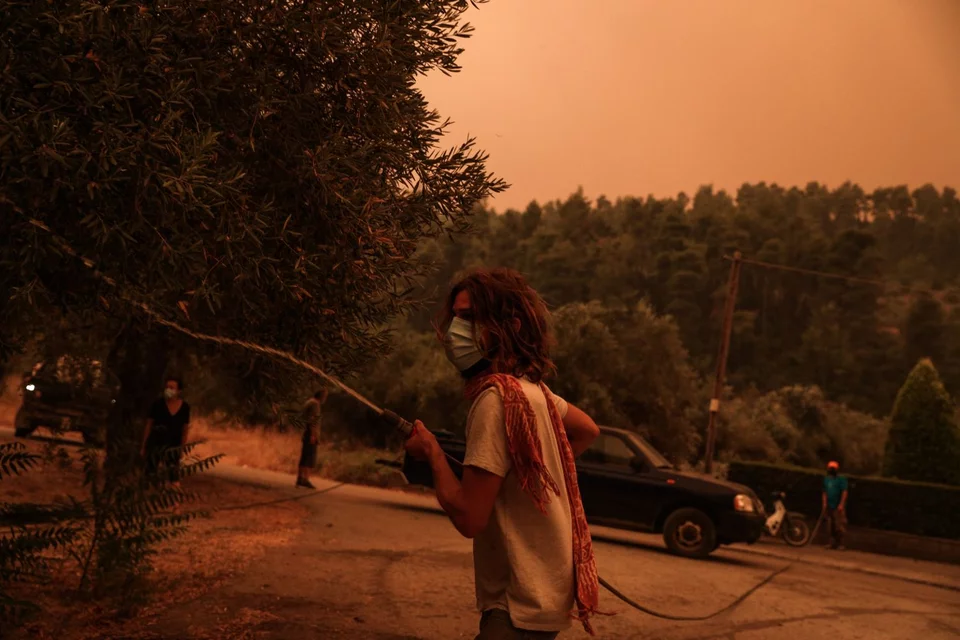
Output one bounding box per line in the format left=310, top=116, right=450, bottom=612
left=704, top=251, right=742, bottom=474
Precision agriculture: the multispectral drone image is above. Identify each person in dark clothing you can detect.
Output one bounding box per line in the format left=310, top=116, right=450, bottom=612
left=141, top=377, right=191, bottom=484
left=297, top=388, right=327, bottom=489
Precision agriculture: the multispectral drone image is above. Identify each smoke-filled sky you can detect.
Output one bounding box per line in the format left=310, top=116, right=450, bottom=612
left=417, top=0, right=960, bottom=211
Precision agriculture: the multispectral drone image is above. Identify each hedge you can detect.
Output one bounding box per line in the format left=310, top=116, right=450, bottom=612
left=727, top=460, right=960, bottom=540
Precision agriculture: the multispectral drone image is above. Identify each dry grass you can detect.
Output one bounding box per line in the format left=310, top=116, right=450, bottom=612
left=190, top=416, right=305, bottom=473
left=1, top=373, right=405, bottom=488
left=190, top=416, right=405, bottom=487
left=2, top=436, right=309, bottom=640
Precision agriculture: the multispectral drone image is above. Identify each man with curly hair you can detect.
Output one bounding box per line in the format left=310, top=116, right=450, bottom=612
left=405, top=268, right=603, bottom=639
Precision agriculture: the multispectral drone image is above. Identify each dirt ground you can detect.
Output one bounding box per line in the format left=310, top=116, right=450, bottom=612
left=127, top=471, right=960, bottom=640
left=2, top=438, right=309, bottom=640
left=5, top=435, right=960, bottom=639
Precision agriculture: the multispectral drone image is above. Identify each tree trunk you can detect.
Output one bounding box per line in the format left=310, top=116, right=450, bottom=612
left=104, top=318, right=170, bottom=479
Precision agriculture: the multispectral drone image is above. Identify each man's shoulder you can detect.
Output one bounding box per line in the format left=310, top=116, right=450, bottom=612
left=468, top=387, right=502, bottom=417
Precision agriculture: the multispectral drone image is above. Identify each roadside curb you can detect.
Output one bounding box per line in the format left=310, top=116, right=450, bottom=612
left=725, top=543, right=960, bottom=593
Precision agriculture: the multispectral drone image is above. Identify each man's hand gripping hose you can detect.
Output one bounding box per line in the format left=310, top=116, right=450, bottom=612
left=29, top=218, right=793, bottom=623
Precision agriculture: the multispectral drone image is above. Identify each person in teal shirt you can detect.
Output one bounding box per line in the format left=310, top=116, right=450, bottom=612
left=822, top=460, right=849, bottom=550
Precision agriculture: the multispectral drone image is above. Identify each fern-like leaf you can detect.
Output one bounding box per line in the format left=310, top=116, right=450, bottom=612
left=0, top=442, right=41, bottom=479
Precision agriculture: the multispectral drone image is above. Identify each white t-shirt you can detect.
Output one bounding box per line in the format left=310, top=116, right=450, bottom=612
left=463, top=378, right=575, bottom=632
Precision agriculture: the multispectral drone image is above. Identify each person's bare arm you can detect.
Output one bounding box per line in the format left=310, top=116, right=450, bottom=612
left=427, top=446, right=504, bottom=539
left=406, top=421, right=504, bottom=539
left=563, top=403, right=600, bottom=458
left=839, top=489, right=848, bottom=511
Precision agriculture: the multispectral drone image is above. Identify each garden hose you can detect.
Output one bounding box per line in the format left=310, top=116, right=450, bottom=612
left=27, top=222, right=790, bottom=622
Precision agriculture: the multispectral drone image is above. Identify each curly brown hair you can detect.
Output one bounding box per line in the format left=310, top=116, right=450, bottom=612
left=434, top=267, right=556, bottom=382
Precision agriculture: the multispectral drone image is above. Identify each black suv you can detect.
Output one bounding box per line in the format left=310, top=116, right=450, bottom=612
left=401, top=425, right=765, bottom=558
left=13, top=356, right=118, bottom=447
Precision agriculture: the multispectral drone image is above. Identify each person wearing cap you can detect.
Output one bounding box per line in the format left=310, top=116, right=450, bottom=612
left=822, top=461, right=848, bottom=550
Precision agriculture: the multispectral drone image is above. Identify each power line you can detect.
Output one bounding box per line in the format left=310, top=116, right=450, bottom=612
left=725, top=254, right=946, bottom=297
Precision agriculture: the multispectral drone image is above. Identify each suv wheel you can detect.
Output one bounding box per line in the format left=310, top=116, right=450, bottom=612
left=14, top=409, right=37, bottom=438
left=663, top=508, right=717, bottom=559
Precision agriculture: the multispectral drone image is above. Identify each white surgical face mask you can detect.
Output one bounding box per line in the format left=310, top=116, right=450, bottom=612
left=164, top=388, right=179, bottom=400
left=444, top=317, right=485, bottom=372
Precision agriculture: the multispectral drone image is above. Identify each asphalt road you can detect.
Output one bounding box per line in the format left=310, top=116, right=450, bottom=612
left=5, top=428, right=960, bottom=639
left=166, top=464, right=960, bottom=640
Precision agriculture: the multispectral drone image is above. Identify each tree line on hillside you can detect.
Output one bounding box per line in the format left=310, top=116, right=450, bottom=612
left=324, top=183, right=960, bottom=483
left=424, top=183, right=960, bottom=415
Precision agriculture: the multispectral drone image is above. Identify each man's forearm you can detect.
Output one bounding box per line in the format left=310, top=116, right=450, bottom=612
left=840, top=490, right=848, bottom=509
left=428, top=449, right=471, bottom=535
left=568, top=433, right=593, bottom=458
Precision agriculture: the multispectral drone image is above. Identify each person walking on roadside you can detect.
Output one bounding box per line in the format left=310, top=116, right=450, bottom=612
left=296, top=388, right=327, bottom=489
left=822, top=460, right=849, bottom=550
left=404, top=268, right=604, bottom=639
left=141, top=376, right=191, bottom=485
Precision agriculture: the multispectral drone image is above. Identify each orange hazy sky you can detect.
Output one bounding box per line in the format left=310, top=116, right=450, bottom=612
left=417, top=0, right=960, bottom=211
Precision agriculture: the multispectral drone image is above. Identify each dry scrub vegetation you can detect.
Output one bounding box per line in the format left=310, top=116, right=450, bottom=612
left=189, top=417, right=404, bottom=488
left=2, top=437, right=308, bottom=640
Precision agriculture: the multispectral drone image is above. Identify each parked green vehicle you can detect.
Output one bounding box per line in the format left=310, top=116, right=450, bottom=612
left=13, top=356, right=118, bottom=447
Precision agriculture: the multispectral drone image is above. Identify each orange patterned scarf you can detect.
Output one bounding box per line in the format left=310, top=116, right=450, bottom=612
left=465, top=373, right=601, bottom=635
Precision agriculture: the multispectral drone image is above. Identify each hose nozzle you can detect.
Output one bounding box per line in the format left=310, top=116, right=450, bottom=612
left=380, top=409, right=414, bottom=438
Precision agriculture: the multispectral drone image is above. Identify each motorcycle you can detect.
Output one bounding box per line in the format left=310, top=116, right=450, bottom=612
left=764, top=491, right=812, bottom=546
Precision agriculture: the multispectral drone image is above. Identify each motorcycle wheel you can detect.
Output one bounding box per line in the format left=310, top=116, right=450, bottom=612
left=783, top=515, right=811, bottom=546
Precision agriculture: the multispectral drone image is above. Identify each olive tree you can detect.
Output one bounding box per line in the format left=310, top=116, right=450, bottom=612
left=0, top=0, right=505, bottom=464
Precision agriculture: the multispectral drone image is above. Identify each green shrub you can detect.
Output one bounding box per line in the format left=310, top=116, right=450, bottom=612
left=728, top=460, right=960, bottom=540
left=718, top=385, right=889, bottom=475
left=884, top=359, right=960, bottom=485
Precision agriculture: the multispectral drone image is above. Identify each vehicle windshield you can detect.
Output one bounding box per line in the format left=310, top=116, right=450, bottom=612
left=626, top=432, right=674, bottom=469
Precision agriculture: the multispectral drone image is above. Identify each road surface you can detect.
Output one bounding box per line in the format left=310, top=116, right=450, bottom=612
left=150, top=464, right=960, bottom=640
left=5, top=428, right=960, bottom=639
